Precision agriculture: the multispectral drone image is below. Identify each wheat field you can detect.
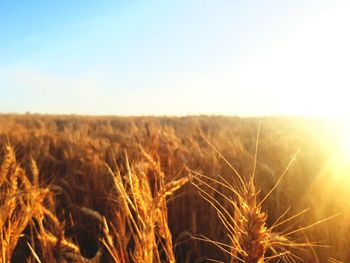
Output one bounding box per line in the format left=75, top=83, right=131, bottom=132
left=0, top=114, right=349, bottom=262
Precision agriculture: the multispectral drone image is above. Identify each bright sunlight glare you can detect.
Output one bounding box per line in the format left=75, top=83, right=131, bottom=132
left=340, top=121, right=350, bottom=161
left=325, top=117, right=350, bottom=184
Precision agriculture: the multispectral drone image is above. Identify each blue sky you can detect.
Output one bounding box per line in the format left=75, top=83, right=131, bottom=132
left=1, top=1, right=349, bottom=117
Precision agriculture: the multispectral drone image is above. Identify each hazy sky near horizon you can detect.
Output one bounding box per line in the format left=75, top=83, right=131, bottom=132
left=1, top=1, right=349, bottom=118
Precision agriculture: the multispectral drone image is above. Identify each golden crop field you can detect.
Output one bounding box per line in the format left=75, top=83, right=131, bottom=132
left=0, top=114, right=349, bottom=262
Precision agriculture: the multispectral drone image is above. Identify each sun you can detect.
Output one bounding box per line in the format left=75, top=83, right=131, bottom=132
left=340, top=124, right=350, bottom=160
left=334, top=113, right=350, bottom=145
left=329, top=117, right=350, bottom=175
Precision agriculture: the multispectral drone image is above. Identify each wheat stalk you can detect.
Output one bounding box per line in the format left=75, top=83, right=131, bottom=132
left=190, top=125, right=330, bottom=262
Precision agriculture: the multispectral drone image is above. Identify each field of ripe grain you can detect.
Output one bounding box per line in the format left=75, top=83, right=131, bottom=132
left=0, top=114, right=349, bottom=262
